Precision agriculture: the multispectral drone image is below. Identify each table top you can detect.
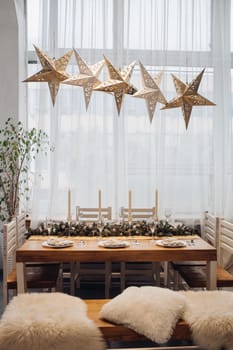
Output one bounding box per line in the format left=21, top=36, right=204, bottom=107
left=16, top=236, right=217, bottom=263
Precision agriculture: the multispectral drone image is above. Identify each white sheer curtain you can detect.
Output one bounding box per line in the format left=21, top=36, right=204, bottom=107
left=25, top=0, right=233, bottom=225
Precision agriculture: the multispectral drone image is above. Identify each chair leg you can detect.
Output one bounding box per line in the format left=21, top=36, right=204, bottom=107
left=120, top=262, right=126, bottom=292
left=152, top=262, right=161, bottom=286
left=105, top=262, right=112, bottom=298
left=56, top=264, right=64, bottom=292
left=75, top=262, right=81, bottom=289
left=163, top=261, right=170, bottom=287
left=3, top=281, right=8, bottom=310
left=70, top=262, right=77, bottom=295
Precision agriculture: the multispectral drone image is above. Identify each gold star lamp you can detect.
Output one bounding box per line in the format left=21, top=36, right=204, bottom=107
left=62, top=50, right=105, bottom=110
left=23, top=45, right=73, bottom=105
left=133, top=62, right=167, bottom=123
left=161, top=69, right=215, bottom=129
left=94, top=55, right=137, bottom=115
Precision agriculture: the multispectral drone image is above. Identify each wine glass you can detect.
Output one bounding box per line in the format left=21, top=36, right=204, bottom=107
left=164, top=208, right=172, bottom=223
left=147, top=217, right=156, bottom=243
left=132, top=223, right=140, bottom=245
left=128, top=219, right=133, bottom=240
left=45, top=218, right=53, bottom=236
left=119, top=207, right=125, bottom=225
left=97, top=220, right=104, bottom=241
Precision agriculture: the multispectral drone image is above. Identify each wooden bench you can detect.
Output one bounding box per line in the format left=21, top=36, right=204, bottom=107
left=172, top=216, right=233, bottom=289
left=174, top=264, right=233, bottom=288
left=85, top=299, right=193, bottom=346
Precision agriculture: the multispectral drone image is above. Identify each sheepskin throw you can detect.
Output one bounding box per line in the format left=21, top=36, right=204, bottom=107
left=100, top=286, right=185, bottom=344
left=181, top=290, right=233, bottom=350
left=0, top=293, right=106, bottom=350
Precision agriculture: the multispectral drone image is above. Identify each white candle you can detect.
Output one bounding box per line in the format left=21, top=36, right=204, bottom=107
left=155, top=189, right=158, bottom=220
left=128, top=190, right=132, bottom=221
left=98, top=189, right=102, bottom=221
left=67, top=188, right=72, bottom=222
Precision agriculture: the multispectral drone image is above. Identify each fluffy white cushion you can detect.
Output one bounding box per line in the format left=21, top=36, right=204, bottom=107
left=0, top=293, right=105, bottom=350
left=100, top=286, right=185, bottom=344
left=181, top=290, right=233, bottom=350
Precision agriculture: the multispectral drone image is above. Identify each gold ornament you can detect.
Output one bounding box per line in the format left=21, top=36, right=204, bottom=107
left=161, top=69, right=215, bottom=129
left=133, top=62, right=167, bottom=123
left=94, top=55, right=137, bottom=115
left=23, top=45, right=73, bottom=105
left=62, top=50, right=105, bottom=110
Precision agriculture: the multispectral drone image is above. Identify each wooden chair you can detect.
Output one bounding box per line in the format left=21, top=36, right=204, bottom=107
left=75, top=206, right=113, bottom=298
left=170, top=211, right=217, bottom=288
left=76, top=206, right=112, bottom=223
left=173, top=214, right=233, bottom=289
left=15, top=212, right=26, bottom=247
left=2, top=219, right=61, bottom=309
left=120, top=206, right=156, bottom=222
left=16, top=212, right=63, bottom=291
left=119, top=206, right=160, bottom=291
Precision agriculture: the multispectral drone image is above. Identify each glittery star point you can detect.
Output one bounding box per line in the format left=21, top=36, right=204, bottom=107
left=62, top=50, right=105, bottom=110
left=94, top=55, right=137, bottom=115
left=133, top=61, right=167, bottom=123
left=161, top=69, right=215, bottom=129
left=23, top=45, right=73, bottom=105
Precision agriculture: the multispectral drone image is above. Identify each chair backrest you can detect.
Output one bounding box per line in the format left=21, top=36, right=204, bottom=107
left=2, top=219, right=17, bottom=308
left=203, top=211, right=222, bottom=263
left=219, top=218, right=233, bottom=267
left=16, top=213, right=26, bottom=247
left=120, top=207, right=156, bottom=222
left=203, top=211, right=219, bottom=247
left=76, top=206, right=112, bottom=223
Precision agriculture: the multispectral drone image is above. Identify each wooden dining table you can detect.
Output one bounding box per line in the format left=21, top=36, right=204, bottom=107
left=16, top=236, right=217, bottom=293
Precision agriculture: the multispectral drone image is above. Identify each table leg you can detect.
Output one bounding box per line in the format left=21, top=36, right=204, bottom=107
left=16, top=262, right=26, bottom=293
left=206, top=260, right=217, bottom=290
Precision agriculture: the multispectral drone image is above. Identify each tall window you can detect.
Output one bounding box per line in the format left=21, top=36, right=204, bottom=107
left=26, top=0, right=233, bottom=223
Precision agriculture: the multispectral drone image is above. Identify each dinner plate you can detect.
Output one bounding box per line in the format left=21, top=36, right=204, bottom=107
left=98, top=239, right=130, bottom=249
left=156, top=239, right=186, bottom=248
left=42, top=239, right=74, bottom=248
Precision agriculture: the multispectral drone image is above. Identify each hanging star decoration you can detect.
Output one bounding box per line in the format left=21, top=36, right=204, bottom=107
left=23, top=45, right=73, bottom=105
left=133, top=61, right=167, bottom=123
left=161, top=68, right=215, bottom=129
left=94, top=55, right=137, bottom=115
left=62, top=50, right=105, bottom=110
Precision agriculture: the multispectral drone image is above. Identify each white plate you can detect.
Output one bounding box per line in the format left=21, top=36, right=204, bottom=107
left=42, top=239, right=74, bottom=248
left=98, top=239, right=130, bottom=249
left=156, top=239, right=186, bottom=248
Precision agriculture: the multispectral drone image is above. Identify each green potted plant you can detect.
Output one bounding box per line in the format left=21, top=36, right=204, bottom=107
left=0, top=117, right=49, bottom=223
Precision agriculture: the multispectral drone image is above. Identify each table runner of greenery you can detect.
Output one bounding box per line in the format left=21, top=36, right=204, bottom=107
left=26, top=220, right=200, bottom=238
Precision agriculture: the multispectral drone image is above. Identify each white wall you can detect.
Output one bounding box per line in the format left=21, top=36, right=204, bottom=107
left=0, top=0, right=26, bottom=269
left=0, top=0, right=26, bottom=129
left=0, top=0, right=19, bottom=127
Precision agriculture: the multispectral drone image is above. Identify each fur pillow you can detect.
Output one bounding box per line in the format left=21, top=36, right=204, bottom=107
left=181, top=290, right=233, bottom=350
left=0, top=292, right=106, bottom=350
left=100, top=286, right=185, bottom=344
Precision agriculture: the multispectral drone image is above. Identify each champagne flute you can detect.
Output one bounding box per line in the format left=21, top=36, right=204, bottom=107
left=147, top=217, right=156, bottom=243
left=132, top=223, right=140, bottom=245
left=97, top=220, right=104, bottom=241
left=46, top=218, right=53, bottom=237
